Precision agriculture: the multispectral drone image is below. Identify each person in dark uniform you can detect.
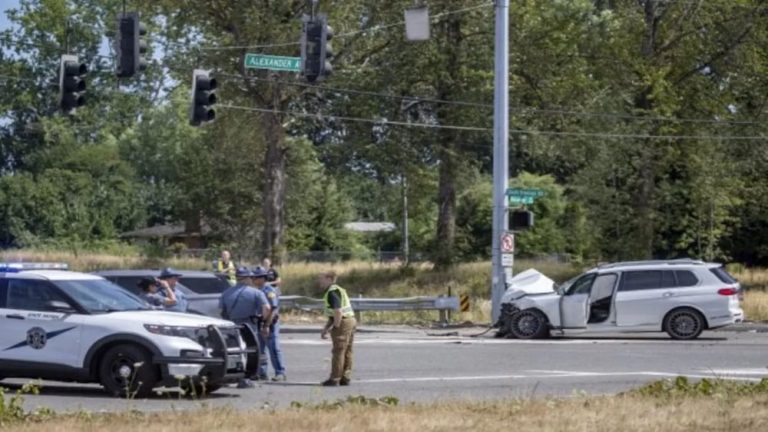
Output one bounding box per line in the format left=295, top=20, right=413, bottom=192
left=318, top=271, right=356, bottom=386
left=157, top=267, right=188, bottom=312
left=219, top=267, right=271, bottom=388
left=262, top=257, right=281, bottom=289
left=137, top=278, right=177, bottom=309
left=252, top=266, right=286, bottom=381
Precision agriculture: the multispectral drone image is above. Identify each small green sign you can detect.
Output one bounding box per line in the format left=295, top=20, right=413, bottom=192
left=244, top=54, right=301, bottom=72
left=506, top=188, right=545, bottom=205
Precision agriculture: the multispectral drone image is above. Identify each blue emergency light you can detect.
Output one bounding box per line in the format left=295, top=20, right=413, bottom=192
left=0, top=262, right=69, bottom=272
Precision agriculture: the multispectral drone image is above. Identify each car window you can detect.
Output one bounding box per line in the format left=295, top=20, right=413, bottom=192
left=660, top=271, right=676, bottom=288
left=709, top=267, right=737, bottom=284
left=0, top=279, right=8, bottom=307
left=566, top=274, right=596, bottom=295
left=7, top=279, right=73, bottom=312
left=675, top=270, right=699, bottom=287
left=181, top=276, right=229, bottom=294
left=619, top=271, right=662, bottom=291
left=113, top=276, right=145, bottom=295
left=590, top=274, right=617, bottom=301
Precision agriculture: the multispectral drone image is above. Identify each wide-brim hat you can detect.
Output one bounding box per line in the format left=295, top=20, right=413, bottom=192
left=235, top=266, right=254, bottom=278
left=251, top=266, right=268, bottom=279
left=158, top=267, right=183, bottom=279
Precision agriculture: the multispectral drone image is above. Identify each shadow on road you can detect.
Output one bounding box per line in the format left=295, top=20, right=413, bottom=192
left=0, top=382, right=239, bottom=401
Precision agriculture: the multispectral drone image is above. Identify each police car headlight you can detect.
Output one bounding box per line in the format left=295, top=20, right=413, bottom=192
left=144, top=324, right=208, bottom=345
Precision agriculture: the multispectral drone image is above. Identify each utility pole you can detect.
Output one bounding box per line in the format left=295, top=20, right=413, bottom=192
left=491, top=0, right=510, bottom=324
left=402, top=174, right=410, bottom=266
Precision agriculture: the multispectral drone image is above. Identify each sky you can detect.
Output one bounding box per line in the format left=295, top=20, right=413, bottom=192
left=1, top=0, right=19, bottom=32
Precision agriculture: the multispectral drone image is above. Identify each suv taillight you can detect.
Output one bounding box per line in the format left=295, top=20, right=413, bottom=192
left=717, top=288, right=738, bottom=296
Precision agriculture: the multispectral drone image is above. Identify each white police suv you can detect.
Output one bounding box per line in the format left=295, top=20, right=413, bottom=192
left=0, top=263, right=258, bottom=397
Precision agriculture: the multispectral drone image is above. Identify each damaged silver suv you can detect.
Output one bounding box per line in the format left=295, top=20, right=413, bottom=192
left=497, top=259, right=743, bottom=340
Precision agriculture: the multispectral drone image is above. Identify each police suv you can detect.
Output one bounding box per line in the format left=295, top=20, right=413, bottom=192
left=0, top=263, right=258, bottom=397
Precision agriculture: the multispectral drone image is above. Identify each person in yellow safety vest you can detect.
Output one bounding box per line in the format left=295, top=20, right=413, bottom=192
left=319, top=270, right=356, bottom=386
left=213, top=250, right=237, bottom=286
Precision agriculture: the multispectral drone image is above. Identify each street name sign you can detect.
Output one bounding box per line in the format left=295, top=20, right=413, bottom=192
left=506, top=187, right=545, bottom=205
left=244, top=54, right=301, bottom=72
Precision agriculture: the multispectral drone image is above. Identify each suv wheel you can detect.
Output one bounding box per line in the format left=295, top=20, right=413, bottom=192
left=664, top=308, right=705, bottom=340
left=509, top=309, right=550, bottom=339
left=98, top=344, right=157, bottom=398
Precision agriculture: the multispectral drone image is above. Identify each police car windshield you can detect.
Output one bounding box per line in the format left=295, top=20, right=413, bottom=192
left=53, top=280, right=149, bottom=313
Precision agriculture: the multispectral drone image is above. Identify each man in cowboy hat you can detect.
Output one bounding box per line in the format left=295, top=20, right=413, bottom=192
left=158, top=267, right=188, bottom=313
left=252, top=266, right=286, bottom=381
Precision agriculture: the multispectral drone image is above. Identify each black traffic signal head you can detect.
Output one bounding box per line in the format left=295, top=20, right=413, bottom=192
left=59, top=54, right=87, bottom=114
left=510, top=210, right=535, bottom=231
left=301, top=14, right=333, bottom=83
left=115, top=12, right=148, bottom=78
left=190, top=69, right=217, bottom=126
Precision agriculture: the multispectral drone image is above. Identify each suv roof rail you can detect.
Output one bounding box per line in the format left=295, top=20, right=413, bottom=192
left=0, top=262, right=69, bottom=273
left=598, top=259, right=704, bottom=269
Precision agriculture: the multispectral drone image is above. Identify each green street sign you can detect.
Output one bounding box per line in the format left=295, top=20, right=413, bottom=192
left=506, top=188, right=545, bottom=205
left=244, top=54, right=301, bottom=72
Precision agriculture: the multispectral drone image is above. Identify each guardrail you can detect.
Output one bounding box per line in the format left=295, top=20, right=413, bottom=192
left=280, top=295, right=460, bottom=323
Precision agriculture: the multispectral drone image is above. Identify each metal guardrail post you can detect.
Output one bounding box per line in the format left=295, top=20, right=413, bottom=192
left=355, top=294, right=362, bottom=324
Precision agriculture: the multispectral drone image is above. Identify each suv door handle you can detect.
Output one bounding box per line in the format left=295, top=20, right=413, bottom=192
left=662, top=292, right=675, bottom=298
left=6, top=314, right=25, bottom=320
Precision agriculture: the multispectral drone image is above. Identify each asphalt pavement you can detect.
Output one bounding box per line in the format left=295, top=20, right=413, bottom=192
left=4, top=325, right=768, bottom=412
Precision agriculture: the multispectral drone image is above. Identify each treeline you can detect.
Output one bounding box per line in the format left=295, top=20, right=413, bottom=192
left=2, top=0, right=768, bottom=265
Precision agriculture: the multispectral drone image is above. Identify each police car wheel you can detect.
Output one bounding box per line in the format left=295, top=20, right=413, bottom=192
left=98, top=344, right=157, bottom=398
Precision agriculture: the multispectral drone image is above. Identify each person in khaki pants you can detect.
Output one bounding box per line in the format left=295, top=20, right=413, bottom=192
left=319, top=271, right=356, bottom=386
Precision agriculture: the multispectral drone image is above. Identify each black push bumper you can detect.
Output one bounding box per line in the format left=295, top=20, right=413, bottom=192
left=155, top=324, right=259, bottom=387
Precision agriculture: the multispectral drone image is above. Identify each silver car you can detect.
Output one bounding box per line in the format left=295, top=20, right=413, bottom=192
left=93, top=269, right=229, bottom=317
left=498, top=259, right=744, bottom=340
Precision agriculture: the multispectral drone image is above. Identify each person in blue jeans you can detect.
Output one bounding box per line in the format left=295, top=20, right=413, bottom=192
left=252, top=266, right=286, bottom=381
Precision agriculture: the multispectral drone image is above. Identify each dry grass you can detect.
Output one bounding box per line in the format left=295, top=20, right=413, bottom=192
left=5, top=394, right=768, bottom=432
left=743, top=290, right=768, bottom=322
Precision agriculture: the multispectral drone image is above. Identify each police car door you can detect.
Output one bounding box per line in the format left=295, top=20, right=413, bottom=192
left=0, top=277, right=82, bottom=368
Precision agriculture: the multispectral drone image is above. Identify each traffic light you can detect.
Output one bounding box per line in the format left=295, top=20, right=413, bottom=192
left=58, top=54, right=87, bottom=114
left=115, top=12, right=148, bottom=78
left=301, top=14, right=333, bottom=83
left=190, top=69, right=217, bottom=126
left=510, top=210, right=534, bottom=231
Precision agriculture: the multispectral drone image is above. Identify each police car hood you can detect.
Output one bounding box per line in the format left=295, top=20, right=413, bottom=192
left=107, top=310, right=235, bottom=327
left=500, top=269, right=556, bottom=303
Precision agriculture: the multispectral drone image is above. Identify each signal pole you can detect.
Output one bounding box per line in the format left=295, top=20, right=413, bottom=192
left=491, top=0, right=510, bottom=324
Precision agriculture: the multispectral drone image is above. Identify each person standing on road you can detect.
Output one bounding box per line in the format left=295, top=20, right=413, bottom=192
left=214, top=250, right=237, bottom=286
left=220, top=267, right=271, bottom=388
left=252, top=266, right=286, bottom=382
left=319, top=271, right=356, bottom=386
left=262, top=257, right=282, bottom=290
left=137, top=278, right=177, bottom=309
left=158, top=268, right=188, bottom=313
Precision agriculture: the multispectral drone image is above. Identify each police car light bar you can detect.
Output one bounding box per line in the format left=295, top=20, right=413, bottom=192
left=0, top=262, right=69, bottom=272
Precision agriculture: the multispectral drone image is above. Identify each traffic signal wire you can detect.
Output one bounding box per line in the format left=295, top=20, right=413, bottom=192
left=219, top=73, right=766, bottom=127
left=217, top=103, right=767, bottom=141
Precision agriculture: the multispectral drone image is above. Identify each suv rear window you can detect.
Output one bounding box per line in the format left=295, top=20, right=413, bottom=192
left=709, top=267, right=737, bottom=284
left=675, top=270, right=699, bottom=287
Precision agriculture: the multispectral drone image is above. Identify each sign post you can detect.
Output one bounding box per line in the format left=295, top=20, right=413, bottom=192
left=506, top=188, right=545, bottom=205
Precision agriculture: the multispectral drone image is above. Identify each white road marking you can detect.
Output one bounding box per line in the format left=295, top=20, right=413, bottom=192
left=695, top=368, right=768, bottom=376
left=345, top=370, right=767, bottom=385
left=282, top=337, right=655, bottom=346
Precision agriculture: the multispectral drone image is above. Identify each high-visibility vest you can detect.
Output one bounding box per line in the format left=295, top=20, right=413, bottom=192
left=323, top=285, right=354, bottom=317
left=216, top=260, right=236, bottom=285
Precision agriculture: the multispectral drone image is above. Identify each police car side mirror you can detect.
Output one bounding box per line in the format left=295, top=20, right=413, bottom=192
left=45, top=300, right=76, bottom=313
